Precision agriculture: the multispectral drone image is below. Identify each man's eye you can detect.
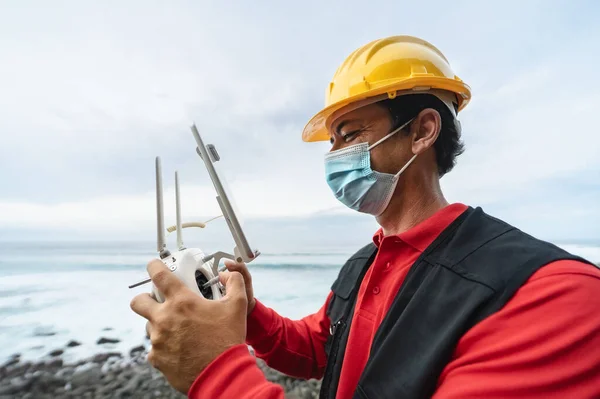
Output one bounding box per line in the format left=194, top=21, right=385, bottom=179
left=342, top=130, right=360, bottom=142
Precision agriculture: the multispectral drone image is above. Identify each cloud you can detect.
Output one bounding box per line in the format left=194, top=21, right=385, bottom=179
left=0, top=176, right=347, bottom=235
left=0, top=0, right=599, bottom=242
left=442, top=39, right=600, bottom=207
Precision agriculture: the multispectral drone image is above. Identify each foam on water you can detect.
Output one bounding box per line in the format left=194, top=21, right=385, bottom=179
left=0, top=242, right=347, bottom=364
left=0, top=240, right=597, bottom=364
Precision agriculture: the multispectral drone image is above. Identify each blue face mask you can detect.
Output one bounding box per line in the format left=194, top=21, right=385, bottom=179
left=324, top=118, right=417, bottom=216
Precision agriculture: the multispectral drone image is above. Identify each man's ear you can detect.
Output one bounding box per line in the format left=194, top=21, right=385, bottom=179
left=411, top=108, right=441, bottom=155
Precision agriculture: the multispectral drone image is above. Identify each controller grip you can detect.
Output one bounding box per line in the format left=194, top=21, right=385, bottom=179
left=151, top=249, right=224, bottom=303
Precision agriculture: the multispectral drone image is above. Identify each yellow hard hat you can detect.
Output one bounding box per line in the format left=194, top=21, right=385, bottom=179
left=301, top=35, right=471, bottom=142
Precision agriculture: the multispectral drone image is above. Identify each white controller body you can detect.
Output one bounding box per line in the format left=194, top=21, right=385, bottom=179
left=152, top=248, right=224, bottom=303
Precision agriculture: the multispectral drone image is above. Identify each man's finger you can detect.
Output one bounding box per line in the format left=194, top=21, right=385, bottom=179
left=147, top=259, right=186, bottom=299
left=145, top=321, right=152, bottom=339
left=130, top=293, right=158, bottom=320
left=224, top=259, right=246, bottom=273
left=224, top=260, right=252, bottom=282
left=218, top=270, right=230, bottom=286
left=220, top=271, right=247, bottom=302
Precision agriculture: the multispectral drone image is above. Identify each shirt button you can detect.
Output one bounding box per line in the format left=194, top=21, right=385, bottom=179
left=385, top=262, right=391, bottom=270
left=372, top=286, right=380, bottom=295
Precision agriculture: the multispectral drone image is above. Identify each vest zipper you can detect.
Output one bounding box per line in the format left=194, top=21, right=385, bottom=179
left=321, top=319, right=346, bottom=399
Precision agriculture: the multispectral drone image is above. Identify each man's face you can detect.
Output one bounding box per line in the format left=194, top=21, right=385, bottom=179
left=328, top=103, right=415, bottom=175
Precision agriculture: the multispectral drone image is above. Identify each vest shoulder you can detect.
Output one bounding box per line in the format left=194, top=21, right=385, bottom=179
left=348, top=242, right=378, bottom=260
left=431, top=207, right=597, bottom=289
left=329, top=242, right=377, bottom=299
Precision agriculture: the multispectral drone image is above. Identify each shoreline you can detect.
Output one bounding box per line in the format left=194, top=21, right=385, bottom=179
left=0, top=340, right=321, bottom=399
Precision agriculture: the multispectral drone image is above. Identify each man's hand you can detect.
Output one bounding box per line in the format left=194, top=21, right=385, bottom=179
left=130, top=260, right=248, bottom=394
left=223, top=259, right=256, bottom=314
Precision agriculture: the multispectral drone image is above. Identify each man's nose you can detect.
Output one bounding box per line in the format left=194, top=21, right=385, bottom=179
left=329, top=137, right=346, bottom=152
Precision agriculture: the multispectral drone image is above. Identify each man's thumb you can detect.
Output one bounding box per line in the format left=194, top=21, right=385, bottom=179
left=221, top=271, right=247, bottom=303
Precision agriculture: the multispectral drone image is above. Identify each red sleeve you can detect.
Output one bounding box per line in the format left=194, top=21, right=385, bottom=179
left=433, top=260, right=600, bottom=399
left=188, top=294, right=333, bottom=398
left=188, top=344, right=284, bottom=399
left=245, top=292, right=332, bottom=379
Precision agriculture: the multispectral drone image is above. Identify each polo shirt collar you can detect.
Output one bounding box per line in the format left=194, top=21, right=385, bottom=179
left=372, top=203, right=469, bottom=252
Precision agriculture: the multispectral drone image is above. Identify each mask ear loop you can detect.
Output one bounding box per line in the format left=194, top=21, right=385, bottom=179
left=395, top=153, right=418, bottom=177
left=366, top=117, right=418, bottom=177
left=368, top=117, right=415, bottom=151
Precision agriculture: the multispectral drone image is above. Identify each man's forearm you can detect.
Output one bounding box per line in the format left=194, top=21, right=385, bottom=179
left=245, top=294, right=332, bottom=380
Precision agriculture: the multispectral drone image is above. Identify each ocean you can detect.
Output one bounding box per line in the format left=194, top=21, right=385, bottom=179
left=0, top=240, right=598, bottom=365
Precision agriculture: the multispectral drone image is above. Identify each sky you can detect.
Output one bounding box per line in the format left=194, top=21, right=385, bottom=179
left=0, top=0, right=599, bottom=252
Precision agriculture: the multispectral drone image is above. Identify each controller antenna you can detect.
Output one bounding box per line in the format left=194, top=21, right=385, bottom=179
left=175, top=170, right=185, bottom=251
left=156, top=156, right=171, bottom=259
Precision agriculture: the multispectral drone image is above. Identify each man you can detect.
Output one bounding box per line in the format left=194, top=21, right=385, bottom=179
left=130, top=35, right=600, bottom=398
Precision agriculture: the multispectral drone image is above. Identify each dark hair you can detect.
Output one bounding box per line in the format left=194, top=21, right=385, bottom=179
left=380, top=93, right=465, bottom=177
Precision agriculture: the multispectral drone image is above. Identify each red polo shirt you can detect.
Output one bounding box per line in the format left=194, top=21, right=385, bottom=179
left=189, top=203, right=600, bottom=398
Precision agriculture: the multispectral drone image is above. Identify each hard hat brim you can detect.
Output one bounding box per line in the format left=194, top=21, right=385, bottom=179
left=301, top=77, right=471, bottom=142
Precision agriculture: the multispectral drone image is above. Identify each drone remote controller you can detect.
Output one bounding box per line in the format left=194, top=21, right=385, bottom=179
left=153, top=246, right=225, bottom=302
left=128, top=124, right=260, bottom=302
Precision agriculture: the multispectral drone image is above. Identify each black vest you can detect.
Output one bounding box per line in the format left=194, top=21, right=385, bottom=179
left=319, top=207, right=597, bottom=399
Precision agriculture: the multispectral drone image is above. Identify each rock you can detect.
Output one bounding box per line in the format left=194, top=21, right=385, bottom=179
left=71, top=363, right=102, bottom=388
left=0, top=384, right=19, bottom=395
left=8, top=361, right=32, bottom=377
left=55, top=366, right=75, bottom=379
left=28, top=362, right=43, bottom=374
left=300, top=385, right=314, bottom=398
left=46, top=358, right=63, bottom=369
left=33, top=327, right=57, bottom=337
left=120, top=373, right=143, bottom=395
left=73, top=359, right=88, bottom=368
left=1, top=355, right=20, bottom=368
left=129, top=345, right=145, bottom=357
left=0, top=376, right=32, bottom=395
left=0, top=342, right=319, bottom=398
left=70, top=385, right=87, bottom=396
left=97, top=379, right=121, bottom=396
left=48, top=349, right=64, bottom=357
left=92, top=352, right=122, bottom=363
left=31, top=369, right=44, bottom=378
left=97, top=337, right=120, bottom=345
left=32, top=371, right=65, bottom=391
left=100, top=361, right=113, bottom=374
left=34, top=331, right=57, bottom=337
left=66, top=340, right=81, bottom=347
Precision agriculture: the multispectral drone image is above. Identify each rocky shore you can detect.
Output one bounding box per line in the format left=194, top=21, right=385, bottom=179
left=0, top=340, right=321, bottom=398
